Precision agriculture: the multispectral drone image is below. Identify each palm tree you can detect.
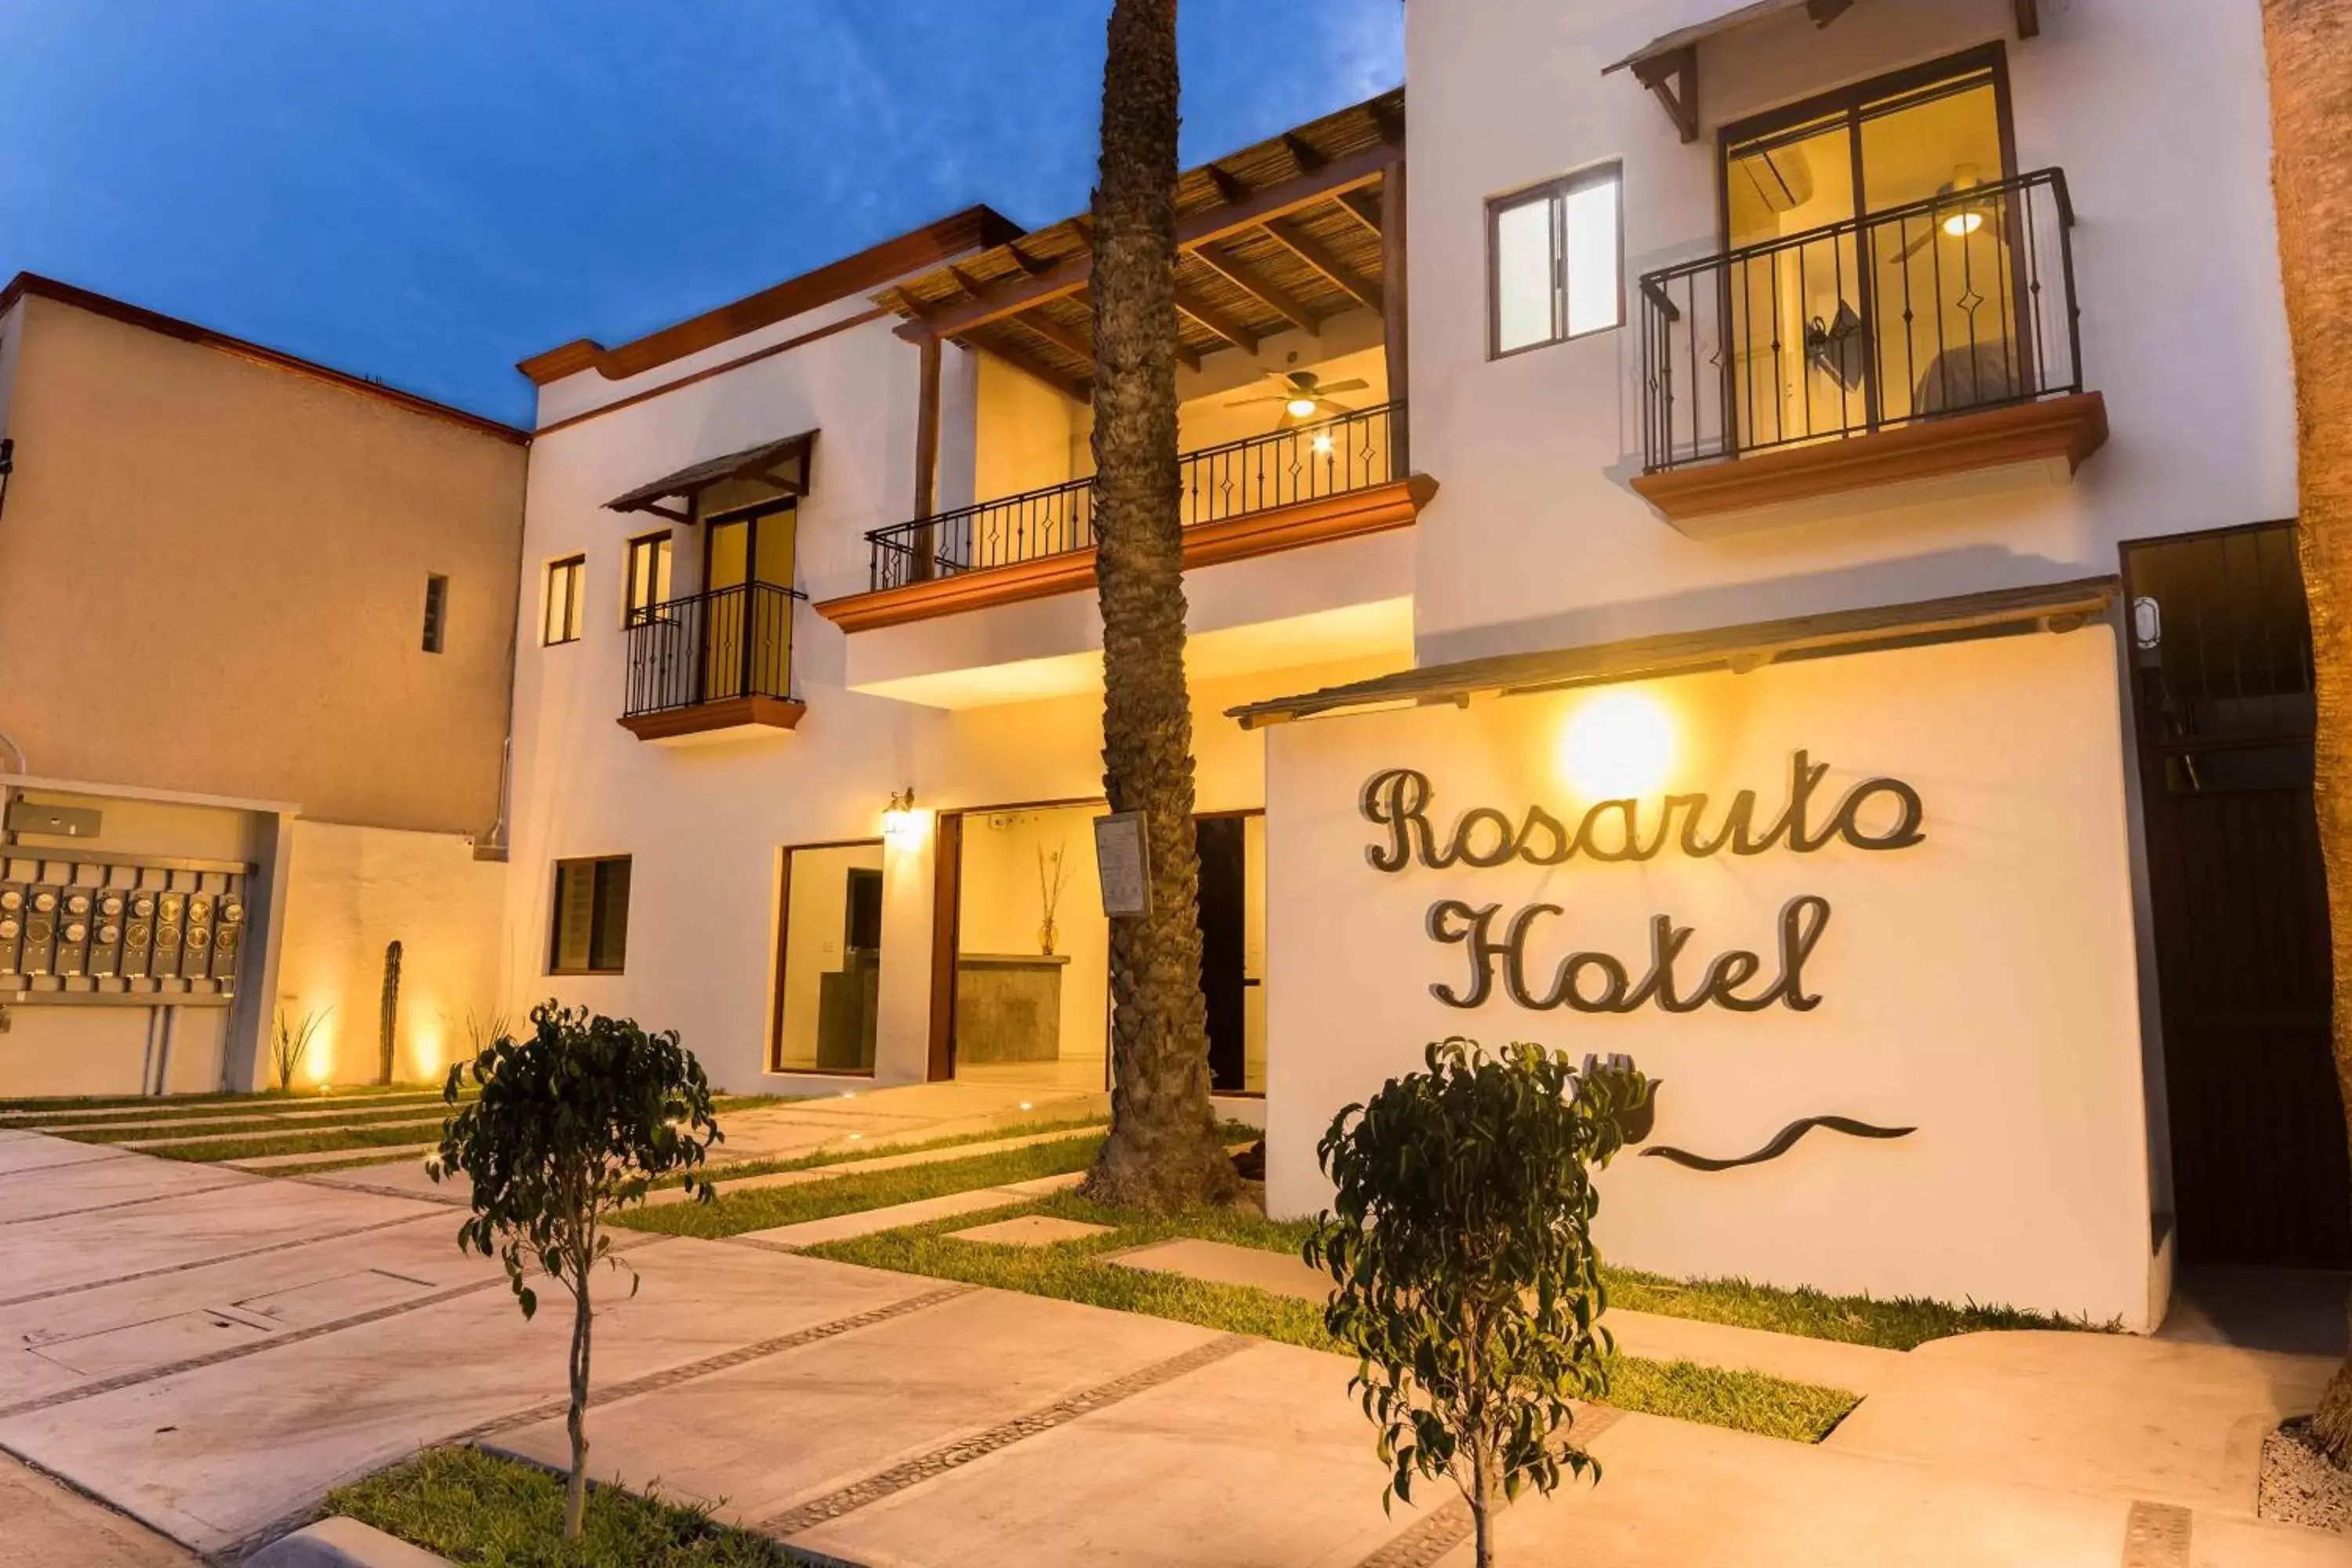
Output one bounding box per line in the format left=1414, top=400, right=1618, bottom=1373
left=2262, top=0, right=2352, bottom=1461
left=1082, top=0, right=1240, bottom=1211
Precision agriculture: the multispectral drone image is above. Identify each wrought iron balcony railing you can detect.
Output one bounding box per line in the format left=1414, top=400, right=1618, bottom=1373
left=622, top=580, right=804, bottom=718
left=864, top=400, right=1405, bottom=592
left=1639, top=168, right=2081, bottom=474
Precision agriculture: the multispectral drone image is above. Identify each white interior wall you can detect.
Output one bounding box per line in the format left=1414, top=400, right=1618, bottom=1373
left=776, top=840, right=884, bottom=1072
left=956, top=803, right=1109, bottom=1061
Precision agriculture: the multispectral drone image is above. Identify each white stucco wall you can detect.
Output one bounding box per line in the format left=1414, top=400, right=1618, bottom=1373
left=1404, top=0, right=2294, bottom=662
left=1261, top=622, right=2159, bottom=1328
left=274, top=820, right=510, bottom=1087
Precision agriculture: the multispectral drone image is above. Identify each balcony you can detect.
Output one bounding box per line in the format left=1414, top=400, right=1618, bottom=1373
left=619, top=581, right=807, bottom=742
left=817, top=401, right=1430, bottom=633
left=1631, top=168, right=2107, bottom=535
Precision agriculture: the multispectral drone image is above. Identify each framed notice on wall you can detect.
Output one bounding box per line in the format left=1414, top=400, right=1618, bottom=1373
left=1094, top=811, right=1152, bottom=918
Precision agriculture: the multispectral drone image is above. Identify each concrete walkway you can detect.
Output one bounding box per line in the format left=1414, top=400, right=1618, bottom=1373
left=2, top=1128, right=2348, bottom=1566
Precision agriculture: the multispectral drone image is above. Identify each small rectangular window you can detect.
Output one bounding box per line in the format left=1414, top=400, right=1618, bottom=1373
left=543, top=556, right=586, bottom=647
left=550, top=855, right=630, bottom=975
left=1489, top=164, right=1624, bottom=358
left=421, top=575, right=448, bottom=654
left=624, top=532, right=673, bottom=626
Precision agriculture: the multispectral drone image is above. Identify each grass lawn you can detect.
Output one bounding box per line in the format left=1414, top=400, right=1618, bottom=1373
left=47, top=1102, right=463, bottom=1144
left=0, top=1083, right=445, bottom=1115
left=610, top=1132, right=1109, bottom=1239
left=82, top=1093, right=782, bottom=1165
left=656, top=1113, right=1112, bottom=1189
left=327, top=1446, right=787, bottom=1567
left=807, top=1191, right=1860, bottom=1444
left=1603, top=1265, right=2114, bottom=1350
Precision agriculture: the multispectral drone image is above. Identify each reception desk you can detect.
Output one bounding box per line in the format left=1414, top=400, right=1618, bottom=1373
left=955, top=952, right=1071, bottom=1064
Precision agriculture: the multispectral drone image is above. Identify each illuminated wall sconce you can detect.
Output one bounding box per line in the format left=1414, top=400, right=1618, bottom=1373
left=1559, top=689, right=1679, bottom=800
left=882, top=788, right=921, bottom=842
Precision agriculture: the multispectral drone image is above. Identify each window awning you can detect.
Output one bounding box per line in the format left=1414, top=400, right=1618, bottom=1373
left=604, top=430, right=816, bottom=523
left=1602, top=0, right=1842, bottom=76
left=1228, top=577, right=2119, bottom=729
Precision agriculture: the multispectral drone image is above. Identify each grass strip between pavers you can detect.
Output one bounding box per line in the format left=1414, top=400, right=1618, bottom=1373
left=46, top=1103, right=467, bottom=1144
left=327, top=1444, right=789, bottom=1567
left=805, top=1191, right=1861, bottom=1445
left=648, top=1112, right=1112, bottom=1190
left=609, top=1132, right=1109, bottom=1239
left=0, top=1083, right=445, bottom=1116
left=107, top=1094, right=785, bottom=1165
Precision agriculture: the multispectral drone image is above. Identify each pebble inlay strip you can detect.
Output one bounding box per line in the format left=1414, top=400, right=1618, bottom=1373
left=1349, top=1405, right=1623, bottom=1568
left=456, top=1283, right=976, bottom=1445
left=759, top=1333, right=1258, bottom=1539
left=0, top=1174, right=255, bottom=1228
left=0, top=1232, right=662, bottom=1421
left=0, top=1207, right=449, bottom=1309
left=2121, top=1500, right=2192, bottom=1568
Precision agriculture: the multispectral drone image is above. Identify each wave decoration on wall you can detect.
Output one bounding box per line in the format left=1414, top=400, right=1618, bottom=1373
left=1641, top=1116, right=1916, bottom=1172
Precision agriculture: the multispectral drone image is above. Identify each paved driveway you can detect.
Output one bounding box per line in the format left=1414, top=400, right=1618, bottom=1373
left=5, top=1127, right=2351, bottom=1567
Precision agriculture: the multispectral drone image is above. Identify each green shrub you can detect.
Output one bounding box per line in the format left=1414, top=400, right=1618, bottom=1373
left=1305, top=1038, right=1651, bottom=1568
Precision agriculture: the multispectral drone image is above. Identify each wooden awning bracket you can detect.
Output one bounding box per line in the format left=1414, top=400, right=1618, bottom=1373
left=1633, top=46, right=1700, bottom=145
left=2015, top=0, right=2040, bottom=38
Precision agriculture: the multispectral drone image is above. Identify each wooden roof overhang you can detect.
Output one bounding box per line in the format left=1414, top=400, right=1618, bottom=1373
left=604, top=430, right=815, bottom=524
left=876, top=89, right=1406, bottom=398
left=1228, top=577, right=2119, bottom=729
left=1603, top=0, right=2042, bottom=144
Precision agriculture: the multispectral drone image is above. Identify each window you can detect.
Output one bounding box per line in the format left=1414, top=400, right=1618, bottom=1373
left=624, top=532, right=673, bottom=626
left=543, top=556, right=586, bottom=646
left=550, top=855, right=630, bottom=975
left=1488, top=164, right=1623, bottom=358
left=420, top=575, right=448, bottom=654
left=771, top=841, right=885, bottom=1074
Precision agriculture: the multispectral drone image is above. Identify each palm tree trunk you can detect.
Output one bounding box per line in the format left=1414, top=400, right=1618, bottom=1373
left=1082, top=0, right=1239, bottom=1213
left=2263, top=0, right=2352, bottom=1461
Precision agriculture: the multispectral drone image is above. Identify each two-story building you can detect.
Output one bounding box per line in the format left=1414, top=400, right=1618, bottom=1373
left=503, top=0, right=2318, bottom=1332
left=0, top=275, right=528, bottom=1096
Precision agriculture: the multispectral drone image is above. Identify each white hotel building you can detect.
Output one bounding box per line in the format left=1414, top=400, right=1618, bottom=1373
left=501, top=0, right=2313, bottom=1331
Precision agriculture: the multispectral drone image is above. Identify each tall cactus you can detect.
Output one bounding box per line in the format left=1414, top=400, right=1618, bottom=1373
left=378, top=939, right=402, bottom=1086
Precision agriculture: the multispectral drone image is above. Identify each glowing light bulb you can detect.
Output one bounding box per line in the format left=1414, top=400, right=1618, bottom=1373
left=1559, top=691, right=1678, bottom=800
left=1942, top=209, right=1984, bottom=238
left=1287, top=397, right=1319, bottom=419
left=1310, top=432, right=1334, bottom=456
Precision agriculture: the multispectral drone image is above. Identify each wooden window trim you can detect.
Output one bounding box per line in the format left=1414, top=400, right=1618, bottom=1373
left=768, top=837, right=887, bottom=1077
left=1486, top=161, right=1625, bottom=361
left=623, top=530, right=673, bottom=630
left=421, top=574, right=449, bottom=655
left=544, top=555, right=587, bottom=647
left=548, top=854, right=630, bottom=976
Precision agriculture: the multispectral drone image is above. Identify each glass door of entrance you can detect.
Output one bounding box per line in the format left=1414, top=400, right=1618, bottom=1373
left=1721, top=50, right=2016, bottom=450
left=700, top=505, right=795, bottom=702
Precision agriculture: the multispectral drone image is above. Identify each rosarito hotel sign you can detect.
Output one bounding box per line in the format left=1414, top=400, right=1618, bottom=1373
left=1254, top=627, right=2161, bottom=1330
left=1358, top=753, right=1924, bottom=1014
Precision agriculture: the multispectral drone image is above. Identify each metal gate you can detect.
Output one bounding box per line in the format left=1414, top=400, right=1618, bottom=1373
left=2123, top=521, right=2347, bottom=1267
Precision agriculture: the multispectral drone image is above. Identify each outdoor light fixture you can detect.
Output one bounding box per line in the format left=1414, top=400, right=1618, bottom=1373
left=1559, top=689, right=1678, bottom=800
left=882, top=788, right=920, bottom=841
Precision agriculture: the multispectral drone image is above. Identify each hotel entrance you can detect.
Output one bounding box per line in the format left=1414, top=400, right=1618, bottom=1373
left=2122, top=522, right=2349, bottom=1267
left=925, top=801, right=1267, bottom=1095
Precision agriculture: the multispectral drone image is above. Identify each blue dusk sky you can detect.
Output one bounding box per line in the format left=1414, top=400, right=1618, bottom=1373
left=0, top=2, right=1404, bottom=426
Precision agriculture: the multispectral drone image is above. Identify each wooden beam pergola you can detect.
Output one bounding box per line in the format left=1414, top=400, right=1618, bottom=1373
left=893, top=140, right=1396, bottom=344
left=1189, top=243, right=1320, bottom=336
left=1261, top=218, right=1381, bottom=311
left=1334, top=189, right=1384, bottom=239
left=984, top=333, right=1090, bottom=401
left=1632, top=45, right=1699, bottom=144
left=1174, top=286, right=1261, bottom=354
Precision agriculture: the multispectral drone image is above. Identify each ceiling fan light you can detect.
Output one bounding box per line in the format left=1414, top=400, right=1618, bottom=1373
left=1942, top=209, right=1984, bottom=238
left=1286, top=396, right=1319, bottom=419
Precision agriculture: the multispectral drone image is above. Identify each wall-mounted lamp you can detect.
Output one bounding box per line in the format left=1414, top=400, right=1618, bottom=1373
left=882, top=788, right=920, bottom=841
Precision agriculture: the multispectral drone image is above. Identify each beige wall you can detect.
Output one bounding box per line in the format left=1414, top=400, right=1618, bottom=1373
left=0, top=292, right=528, bottom=834
left=274, top=819, right=510, bottom=1087
left=956, top=802, right=1109, bottom=1062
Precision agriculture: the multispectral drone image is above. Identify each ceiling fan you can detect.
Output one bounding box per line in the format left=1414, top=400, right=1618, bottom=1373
left=1224, top=369, right=1370, bottom=430
left=1894, top=163, right=1994, bottom=262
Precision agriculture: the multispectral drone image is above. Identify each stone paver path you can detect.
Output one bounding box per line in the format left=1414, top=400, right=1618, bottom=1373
left=1, top=1126, right=2348, bottom=1567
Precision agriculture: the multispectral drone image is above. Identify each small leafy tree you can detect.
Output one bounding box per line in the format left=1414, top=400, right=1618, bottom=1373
left=270, top=1004, right=329, bottom=1091
left=1305, top=1039, right=1653, bottom=1568
left=433, top=1003, right=722, bottom=1538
